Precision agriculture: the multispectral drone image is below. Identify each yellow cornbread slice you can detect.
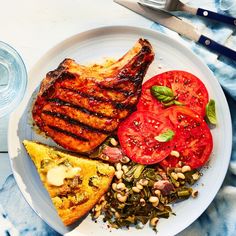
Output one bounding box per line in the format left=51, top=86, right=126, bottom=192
left=23, top=140, right=115, bottom=226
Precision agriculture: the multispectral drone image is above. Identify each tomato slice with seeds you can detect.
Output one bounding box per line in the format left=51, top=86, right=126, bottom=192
left=160, top=106, right=213, bottom=169
left=137, top=70, right=209, bottom=117
left=117, top=111, right=176, bottom=165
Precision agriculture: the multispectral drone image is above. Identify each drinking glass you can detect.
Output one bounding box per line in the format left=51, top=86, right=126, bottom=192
left=0, top=41, right=27, bottom=118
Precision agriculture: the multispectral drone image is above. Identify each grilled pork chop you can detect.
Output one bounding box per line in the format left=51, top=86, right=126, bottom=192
left=32, top=39, right=154, bottom=153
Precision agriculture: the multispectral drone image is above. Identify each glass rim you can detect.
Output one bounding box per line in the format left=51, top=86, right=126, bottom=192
left=0, top=41, right=27, bottom=118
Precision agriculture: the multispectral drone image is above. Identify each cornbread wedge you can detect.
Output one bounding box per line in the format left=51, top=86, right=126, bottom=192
left=23, top=140, right=115, bottom=226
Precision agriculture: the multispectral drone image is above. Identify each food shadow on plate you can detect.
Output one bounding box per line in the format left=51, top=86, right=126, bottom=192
left=11, top=86, right=78, bottom=234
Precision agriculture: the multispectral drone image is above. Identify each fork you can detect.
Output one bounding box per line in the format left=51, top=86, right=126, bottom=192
left=139, top=0, right=236, bottom=26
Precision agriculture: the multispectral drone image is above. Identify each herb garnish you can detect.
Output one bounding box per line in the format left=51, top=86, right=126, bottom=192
left=151, top=85, right=184, bottom=107
left=206, top=99, right=217, bottom=125
left=154, top=129, right=175, bottom=142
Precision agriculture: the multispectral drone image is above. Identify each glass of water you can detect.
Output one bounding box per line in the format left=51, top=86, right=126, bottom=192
left=0, top=41, right=27, bottom=118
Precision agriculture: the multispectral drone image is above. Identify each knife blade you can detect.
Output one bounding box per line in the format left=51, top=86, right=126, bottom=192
left=114, top=0, right=236, bottom=61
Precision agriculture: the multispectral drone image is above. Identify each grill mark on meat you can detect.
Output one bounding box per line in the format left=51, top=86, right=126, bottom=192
left=52, top=88, right=130, bottom=119
left=32, top=38, right=155, bottom=153
left=44, top=124, right=107, bottom=153
left=42, top=110, right=112, bottom=135
left=96, top=76, right=138, bottom=93
left=59, top=78, right=128, bottom=102
left=47, top=98, right=114, bottom=119
left=48, top=125, right=89, bottom=142
left=60, top=87, right=136, bottom=110
left=45, top=69, right=133, bottom=101
left=96, top=83, right=136, bottom=96
left=41, top=113, right=107, bottom=149
left=60, top=87, right=118, bottom=103
left=42, top=102, right=118, bottom=132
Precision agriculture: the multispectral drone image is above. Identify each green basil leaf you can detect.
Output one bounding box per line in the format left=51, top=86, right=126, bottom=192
left=154, top=129, right=175, bottom=142
left=163, top=100, right=185, bottom=107
left=151, top=85, right=175, bottom=103
left=206, top=99, right=217, bottom=125
left=174, top=100, right=185, bottom=106
left=163, top=101, right=175, bottom=107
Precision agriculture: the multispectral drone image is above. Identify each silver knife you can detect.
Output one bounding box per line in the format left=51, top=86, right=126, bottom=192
left=114, top=0, right=236, bottom=61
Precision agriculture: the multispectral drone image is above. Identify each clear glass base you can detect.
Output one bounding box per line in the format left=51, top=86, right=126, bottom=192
left=0, top=42, right=27, bottom=118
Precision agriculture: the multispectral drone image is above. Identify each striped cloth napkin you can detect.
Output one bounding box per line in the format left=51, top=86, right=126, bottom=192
left=0, top=0, right=235, bottom=235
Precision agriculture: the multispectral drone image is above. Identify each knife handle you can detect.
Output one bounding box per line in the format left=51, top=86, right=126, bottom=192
left=198, top=35, right=236, bottom=61
left=197, top=8, right=236, bottom=26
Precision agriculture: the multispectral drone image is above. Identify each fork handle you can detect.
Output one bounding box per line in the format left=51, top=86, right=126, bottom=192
left=197, top=8, right=236, bottom=26
left=198, top=35, right=236, bottom=61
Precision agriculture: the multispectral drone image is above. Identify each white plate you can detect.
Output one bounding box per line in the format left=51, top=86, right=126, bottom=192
left=8, top=26, right=232, bottom=236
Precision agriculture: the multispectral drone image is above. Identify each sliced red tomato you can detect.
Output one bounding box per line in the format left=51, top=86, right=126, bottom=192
left=137, top=70, right=209, bottom=117
left=160, top=106, right=213, bottom=169
left=117, top=111, right=176, bottom=165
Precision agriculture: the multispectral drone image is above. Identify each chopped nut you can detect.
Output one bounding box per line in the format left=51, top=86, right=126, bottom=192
left=171, top=172, right=178, bottom=180
left=170, top=150, right=180, bottom=158
left=112, top=183, right=117, bottom=191
left=122, top=165, right=128, bottom=173
left=99, top=154, right=110, bottom=161
left=191, top=190, right=198, bottom=198
left=111, top=207, right=116, bottom=212
left=138, top=179, right=149, bottom=186
left=149, top=196, right=159, bottom=203
left=192, top=173, right=200, bottom=180
left=117, top=193, right=127, bottom=202
left=174, top=181, right=180, bottom=187
left=116, top=182, right=126, bottom=191
left=150, top=217, right=159, bottom=227
left=152, top=201, right=159, bottom=207
left=177, top=173, right=185, bottom=179
left=140, top=198, right=146, bottom=206
left=115, top=212, right=121, bottom=218
left=120, top=156, right=130, bottom=164
left=181, top=165, right=191, bottom=173
left=154, top=189, right=161, bottom=197
left=115, top=163, right=122, bottom=171
left=115, top=170, right=123, bottom=179
left=136, top=183, right=144, bottom=190
left=132, top=186, right=141, bottom=193
left=110, top=138, right=118, bottom=146
left=178, top=161, right=183, bottom=167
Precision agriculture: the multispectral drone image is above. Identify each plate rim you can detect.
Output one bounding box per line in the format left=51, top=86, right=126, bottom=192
left=7, top=25, right=232, bottom=236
